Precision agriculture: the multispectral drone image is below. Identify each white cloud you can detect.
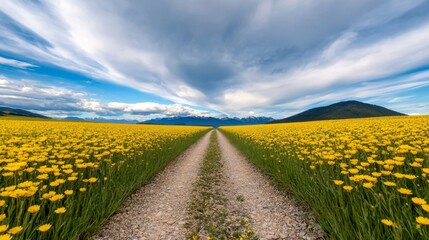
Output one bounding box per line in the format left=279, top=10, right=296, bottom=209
left=0, top=76, right=211, bottom=118
left=0, top=56, right=36, bottom=68
left=80, top=100, right=104, bottom=112
left=218, top=21, right=429, bottom=114
left=107, top=102, right=211, bottom=117
left=0, top=76, right=90, bottom=111
left=321, top=32, right=358, bottom=59
left=388, top=96, right=412, bottom=103
left=0, top=1, right=428, bottom=116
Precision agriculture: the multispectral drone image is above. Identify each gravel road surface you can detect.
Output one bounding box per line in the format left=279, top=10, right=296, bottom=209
left=94, top=131, right=211, bottom=240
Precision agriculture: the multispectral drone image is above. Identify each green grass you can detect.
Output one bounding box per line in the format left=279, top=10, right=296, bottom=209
left=220, top=129, right=429, bottom=240
left=1, top=127, right=209, bottom=240
left=75, top=129, right=210, bottom=239
left=0, top=116, right=51, bottom=121
left=185, top=132, right=257, bottom=239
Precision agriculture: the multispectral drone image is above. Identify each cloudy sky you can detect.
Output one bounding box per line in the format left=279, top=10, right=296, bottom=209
left=1, top=0, right=429, bottom=120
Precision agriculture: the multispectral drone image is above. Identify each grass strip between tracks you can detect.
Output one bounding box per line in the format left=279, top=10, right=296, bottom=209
left=185, top=131, right=257, bottom=240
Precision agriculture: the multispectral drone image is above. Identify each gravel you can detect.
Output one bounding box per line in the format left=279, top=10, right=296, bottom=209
left=217, top=130, right=325, bottom=240
left=94, top=129, right=325, bottom=240
left=94, top=131, right=212, bottom=240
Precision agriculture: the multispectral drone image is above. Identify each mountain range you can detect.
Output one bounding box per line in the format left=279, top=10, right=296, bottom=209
left=1, top=100, right=406, bottom=125
left=142, top=116, right=275, bottom=127
left=271, top=100, right=405, bottom=123
left=0, top=106, right=49, bottom=119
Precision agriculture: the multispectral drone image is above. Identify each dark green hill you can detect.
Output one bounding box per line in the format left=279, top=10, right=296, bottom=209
left=0, top=106, right=49, bottom=119
left=272, top=100, right=405, bottom=123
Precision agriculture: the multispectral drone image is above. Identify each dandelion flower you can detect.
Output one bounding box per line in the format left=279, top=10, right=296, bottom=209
left=0, top=201, right=5, bottom=207
left=343, top=185, right=353, bottom=192
left=0, top=215, right=5, bottom=222
left=363, top=182, right=374, bottom=189
left=64, top=190, right=73, bottom=195
left=54, top=207, right=66, bottom=214
left=0, top=234, right=12, bottom=240
left=412, top=197, right=427, bottom=205
left=37, top=224, right=52, bottom=232
left=8, top=226, right=22, bottom=235
left=88, top=177, right=98, bottom=183
left=381, top=219, right=395, bottom=227
left=383, top=181, right=396, bottom=187
left=67, top=176, right=78, bottom=181
left=0, top=225, right=8, bottom=233
left=397, top=188, right=412, bottom=195
left=333, top=180, right=344, bottom=185
left=49, top=194, right=64, bottom=202
left=28, top=205, right=40, bottom=213
left=416, top=216, right=429, bottom=225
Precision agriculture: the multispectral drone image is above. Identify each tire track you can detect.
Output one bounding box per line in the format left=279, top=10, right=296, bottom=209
left=94, top=131, right=212, bottom=240
left=218, top=130, right=324, bottom=240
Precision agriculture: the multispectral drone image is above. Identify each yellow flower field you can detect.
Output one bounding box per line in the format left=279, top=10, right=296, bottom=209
left=0, top=118, right=209, bottom=240
left=221, top=116, right=429, bottom=239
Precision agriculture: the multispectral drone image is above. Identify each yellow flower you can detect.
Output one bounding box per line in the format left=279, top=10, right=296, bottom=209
left=49, top=194, right=64, bottom=202
left=36, top=174, right=49, bottom=180
left=381, top=219, right=395, bottom=227
left=79, top=188, right=87, bottom=192
left=423, top=168, right=429, bottom=174
left=54, top=207, right=66, bottom=214
left=412, top=197, right=427, bottom=205
left=343, top=185, right=353, bottom=192
left=88, top=177, right=98, bottom=183
left=397, top=188, right=412, bottom=195
left=409, top=162, right=422, bottom=168
left=383, top=181, right=396, bottom=187
left=64, top=190, right=73, bottom=195
left=50, top=181, right=60, bottom=187
left=37, top=224, right=52, bottom=232
left=0, top=234, right=12, bottom=240
left=422, top=204, right=429, bottom=213
left=0, top=215, right=5, bottom=222
left=67, top=176, right=78, bottom=181
left=0, top=201, right=5, bottom=207
left=363, top=182, right=374, bottom=189
left=8, top=226, right=22, bottom=235
left=393, top=173, right=404, bottom=179
left=404, top=174, right=417, bottom=180
left=416, top=216, right=429, bottom=225
left=333, top=180, right=344, bottom=185
left=28, top=205, right=41, bottom=213
left=0, top=225, right=8, bottom=233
